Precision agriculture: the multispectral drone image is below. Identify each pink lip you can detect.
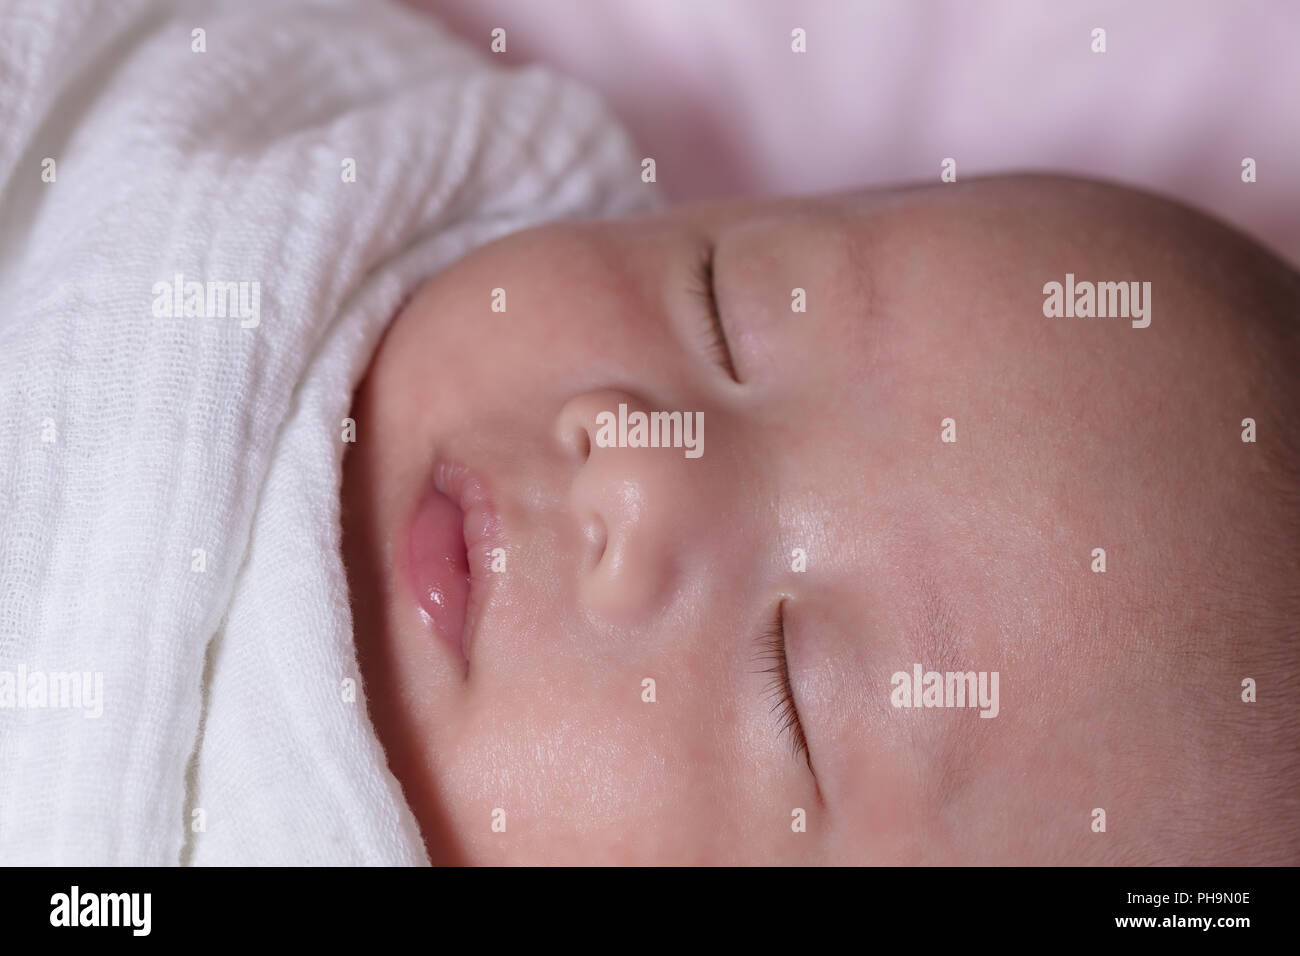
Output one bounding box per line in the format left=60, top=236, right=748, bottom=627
left=406, top=461, right=501, bottom=666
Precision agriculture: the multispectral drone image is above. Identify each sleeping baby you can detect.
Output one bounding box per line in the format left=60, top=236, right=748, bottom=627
left=341, top=173, right=1300, bottom=865
left=3, top=0, right=1296, bottom=867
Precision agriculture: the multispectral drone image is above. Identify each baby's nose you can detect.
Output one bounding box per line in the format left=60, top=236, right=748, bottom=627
left=554, top=389, right=708, bottom=624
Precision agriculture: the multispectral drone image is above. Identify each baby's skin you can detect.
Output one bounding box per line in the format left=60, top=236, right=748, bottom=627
left=341, top=174, right=1300, bottom=865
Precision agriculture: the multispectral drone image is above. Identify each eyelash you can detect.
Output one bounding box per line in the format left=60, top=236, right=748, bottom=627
left=754, top=600, right=811, bottom=770
left=688, top=245, right=739, bottom=381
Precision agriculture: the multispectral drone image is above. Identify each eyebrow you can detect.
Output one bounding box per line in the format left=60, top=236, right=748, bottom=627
left=914, top=573, right=962, bottom=667
left=907, top=574, right=995, bottom=809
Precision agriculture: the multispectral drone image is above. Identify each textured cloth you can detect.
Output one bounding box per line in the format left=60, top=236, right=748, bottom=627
left=0, top=0, right=657, bottom=865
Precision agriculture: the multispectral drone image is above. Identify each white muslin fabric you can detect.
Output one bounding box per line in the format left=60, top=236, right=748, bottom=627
left=0, top=0, right=658, bottom=864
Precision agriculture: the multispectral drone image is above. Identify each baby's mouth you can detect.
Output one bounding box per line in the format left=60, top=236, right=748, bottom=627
left=405, top=461, right=501, bottom=667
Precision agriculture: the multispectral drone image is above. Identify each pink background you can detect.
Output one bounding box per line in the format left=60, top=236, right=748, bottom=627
left=405, top=0, right=1300, bottom=267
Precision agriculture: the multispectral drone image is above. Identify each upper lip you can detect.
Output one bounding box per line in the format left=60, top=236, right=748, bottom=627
left=431, top=459, right=503, bottom=663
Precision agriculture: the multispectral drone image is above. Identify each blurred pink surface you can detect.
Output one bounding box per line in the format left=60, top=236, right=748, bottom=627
left=405, top=0, right=1300, bottom=266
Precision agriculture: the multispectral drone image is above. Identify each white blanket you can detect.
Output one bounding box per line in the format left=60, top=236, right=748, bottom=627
left=0, top=0, right=657, bottom=865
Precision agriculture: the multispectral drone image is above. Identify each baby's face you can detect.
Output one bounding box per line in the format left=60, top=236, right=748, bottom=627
left=342, top=175, right=1298, bottom=864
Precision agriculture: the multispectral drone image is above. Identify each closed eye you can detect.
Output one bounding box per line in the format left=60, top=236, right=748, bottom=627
left=754, top=600, right=813, bottom=774
left=688, top=244, right=739, bottom=383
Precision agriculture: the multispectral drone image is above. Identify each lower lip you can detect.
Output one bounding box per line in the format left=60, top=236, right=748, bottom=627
left=408, top=486, right=471, bottom=662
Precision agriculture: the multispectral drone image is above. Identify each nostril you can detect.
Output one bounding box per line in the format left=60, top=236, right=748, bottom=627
left=557, top=417, right=591, bottom=463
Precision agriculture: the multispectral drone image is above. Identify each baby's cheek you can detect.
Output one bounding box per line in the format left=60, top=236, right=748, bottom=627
left=439, top=693, right=672, bottom=864
left=440, top=672, right=800, bottom=864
